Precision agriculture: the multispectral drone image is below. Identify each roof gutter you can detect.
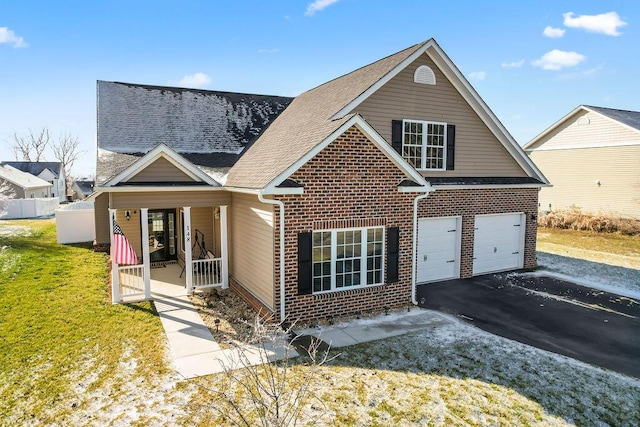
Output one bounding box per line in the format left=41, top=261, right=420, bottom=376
left=258, top=191, right=286, bottom=322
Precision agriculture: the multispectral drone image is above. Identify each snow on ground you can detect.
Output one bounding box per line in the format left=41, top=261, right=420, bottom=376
left=536, top=251, right=640, bottom=299
left=0, top=224, right=33, bottom=237
left=316, top=312, right=639, bottom=427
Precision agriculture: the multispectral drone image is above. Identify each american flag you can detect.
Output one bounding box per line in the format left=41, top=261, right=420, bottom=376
left=112, top=218, right=138, bottom=265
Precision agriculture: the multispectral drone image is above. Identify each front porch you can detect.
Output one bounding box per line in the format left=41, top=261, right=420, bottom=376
left=110, top=205, right=229, bottom=303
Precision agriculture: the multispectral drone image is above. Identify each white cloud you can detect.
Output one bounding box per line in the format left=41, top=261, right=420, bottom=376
left=468, top=71, right=487, bottom=81
left=501, top=59, right=525, bottom=68
left=258, top=48, right=280, bottom=54
left=0, top=27, right=27, bottom=48
left=305, top=0, right=340, bottom=16
left=563, top=11, right=627, bottom=36
left=532, top=49, right=586, bottom=70
left=543, top=26, right=565, bottom=38
left=178, top=72, right=211, bottom=88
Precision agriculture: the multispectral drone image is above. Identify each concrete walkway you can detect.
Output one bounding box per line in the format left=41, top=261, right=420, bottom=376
left=296, top=308, right=448, bottom=348
left=151, top=274, right=292, bottom=379
left=150, top=266, right=448, bottom=379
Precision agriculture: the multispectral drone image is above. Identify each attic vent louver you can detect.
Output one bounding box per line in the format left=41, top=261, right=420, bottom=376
left=414, top=65, right=436, bottom=85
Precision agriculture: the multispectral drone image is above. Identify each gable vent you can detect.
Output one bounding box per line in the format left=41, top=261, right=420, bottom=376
left=414, top=65, right=436, bottom=85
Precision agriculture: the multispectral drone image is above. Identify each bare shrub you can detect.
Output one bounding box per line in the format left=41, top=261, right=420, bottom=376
left=538, top=209, right=640, bottom=235
left=197, top=316, right=334, bottom=426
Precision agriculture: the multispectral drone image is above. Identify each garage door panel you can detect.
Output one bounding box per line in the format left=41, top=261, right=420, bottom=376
left=473, top=213, right=525, bottom=275
left=417, top=217, right=461, bottom=283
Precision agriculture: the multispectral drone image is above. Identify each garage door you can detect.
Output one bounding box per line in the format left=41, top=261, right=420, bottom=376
left=417, top=216, right=461, bottom=283
left=473, top=213, right=525, bottom=275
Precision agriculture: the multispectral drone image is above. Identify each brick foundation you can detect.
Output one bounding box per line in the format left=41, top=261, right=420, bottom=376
left=93, top=241, right=110, bottom=253
left=229, top=277, right=275, bottom=321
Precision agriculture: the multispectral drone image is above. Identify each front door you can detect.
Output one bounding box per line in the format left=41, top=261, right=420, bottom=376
left=148, top=209, right=177, bottom=263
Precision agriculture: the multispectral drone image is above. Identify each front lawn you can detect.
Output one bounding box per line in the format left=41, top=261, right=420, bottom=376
left=537, top=226, right=640, bottom=269
left=1, top=220, right=638, bottom=426
left=0, top=219, right=176, bottom=425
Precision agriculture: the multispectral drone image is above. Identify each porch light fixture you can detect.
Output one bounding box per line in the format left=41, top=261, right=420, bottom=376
left=125, top=210, right=131, bottom=221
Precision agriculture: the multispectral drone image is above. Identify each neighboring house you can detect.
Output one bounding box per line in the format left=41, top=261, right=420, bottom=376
left=525, top=105, right=640, bottom=219
left=2, top=161, right=67, bottom=202
left=93, top=38, right=548, bottom=322
left=72, top=180, right=94, bottom=200
left=0, top=163, right=53, bottom=198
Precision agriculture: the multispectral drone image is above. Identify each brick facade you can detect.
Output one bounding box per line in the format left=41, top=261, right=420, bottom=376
left=259, top=126, right=540, bottom=323
left=417, top=188, right=539, bottom=278
left=274, top=126, right=417, bottom=323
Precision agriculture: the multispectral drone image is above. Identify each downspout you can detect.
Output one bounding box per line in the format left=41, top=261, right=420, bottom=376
left=258, top=192, right=286, bottom=322
left=411, top=192, right=430, bottom=305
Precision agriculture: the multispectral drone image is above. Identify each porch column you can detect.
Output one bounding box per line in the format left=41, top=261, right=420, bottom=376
left=141, top=208, right=151, bottom=299
left=109, top=208, right=120, bottom=304
left=183, top=206, right=193, bottom=294
left=220, top=205, right=229, bottom=289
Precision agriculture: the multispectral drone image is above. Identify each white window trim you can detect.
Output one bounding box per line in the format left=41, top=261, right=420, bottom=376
left=402, top=119, right=448, bottom=171
left=312, top=226, right=385, bottom=294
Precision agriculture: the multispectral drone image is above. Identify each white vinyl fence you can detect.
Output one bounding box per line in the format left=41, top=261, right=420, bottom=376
left=55, top=201, right=96, bottom=244
left=1, top=197, right=59, bottom=220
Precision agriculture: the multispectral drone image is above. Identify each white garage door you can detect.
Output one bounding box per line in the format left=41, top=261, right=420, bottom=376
left=417, top=216, right=461, bottom=283
left=473, top=213, right=525, bottom=275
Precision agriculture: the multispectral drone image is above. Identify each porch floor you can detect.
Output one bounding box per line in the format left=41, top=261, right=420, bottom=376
left=148, top=263, right=293, bottom=378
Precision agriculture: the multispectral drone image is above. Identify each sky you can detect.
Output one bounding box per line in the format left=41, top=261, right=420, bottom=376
left=1, top=0, right=638, bottom=178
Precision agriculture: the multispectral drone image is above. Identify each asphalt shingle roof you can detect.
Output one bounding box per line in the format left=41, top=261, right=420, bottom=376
left=0, top=164, right=52, bottom=189
left=96, top=81, right=293, bottom=185
left=225, top=41, right=426, bottom=189
left=586, top=106, right=640, bottom=131
left=2, top=161, right=62, bottom=178
left=73, top=180, right=94, bottom=195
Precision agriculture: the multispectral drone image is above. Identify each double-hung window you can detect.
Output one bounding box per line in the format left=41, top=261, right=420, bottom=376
left=312, top=227, right=384, bottom=293
left=402, top=119, right=447, bottom=170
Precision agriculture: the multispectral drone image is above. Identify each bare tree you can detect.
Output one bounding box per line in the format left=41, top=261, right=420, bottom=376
left=199, top=316, right=335, bottom=426
left=52, top=133, right=84, bottom=191
left=11, top=128, right=50, bottom=161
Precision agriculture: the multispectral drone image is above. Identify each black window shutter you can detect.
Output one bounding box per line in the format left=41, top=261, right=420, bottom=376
left=446, top=124, right=456, bottom=170
left=386, top=227, right=400, bottom=283
left=391, top=120, right=403, bottom=154
left=298, top=232, right=313, bottom=295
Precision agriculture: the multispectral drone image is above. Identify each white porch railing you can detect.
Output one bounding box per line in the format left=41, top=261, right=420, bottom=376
left=191, top=257, right=223, bottom=289
left=117, top=264, right=145, bottom=299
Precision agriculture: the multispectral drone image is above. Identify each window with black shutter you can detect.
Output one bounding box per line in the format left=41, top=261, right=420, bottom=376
left=298, top=232, right=312, bottom=295
left=386, top=227, right=399, bottom=283
left=394, top=119, right=455, bottom=171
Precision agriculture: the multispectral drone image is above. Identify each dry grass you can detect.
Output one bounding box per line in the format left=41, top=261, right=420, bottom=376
left=538, top=208, right=640, bottom=235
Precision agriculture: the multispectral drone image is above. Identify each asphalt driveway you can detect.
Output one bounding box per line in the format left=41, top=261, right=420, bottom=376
left=417, top=273, right=640, bottom=378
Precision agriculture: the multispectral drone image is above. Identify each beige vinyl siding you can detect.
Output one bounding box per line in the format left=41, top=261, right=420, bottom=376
left=110, top=191, right=230, bottom=209
left=355, top=53, right=525, bottom=178
left=94, top=193, right=110, bottom=244
left=178, top=207, right=217, bottom=259
left=96, top=190, right=229, bottom=246
left=230, top=192, right=274, bottom=310
left=127, top=157, right=196, bottom=183
left=530, top=145, right=640, bottom=218
left=529, top=110, right=640, bottom=151
left=116, top=209, right=142, bottom=257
